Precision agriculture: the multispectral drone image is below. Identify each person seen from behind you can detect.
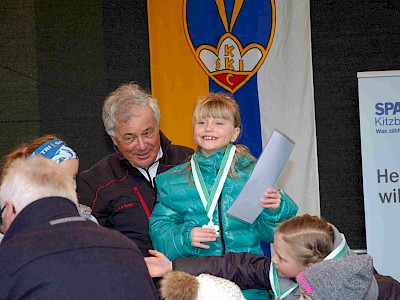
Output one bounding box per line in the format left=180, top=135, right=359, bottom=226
left=0, top=156, right=158, bottom=299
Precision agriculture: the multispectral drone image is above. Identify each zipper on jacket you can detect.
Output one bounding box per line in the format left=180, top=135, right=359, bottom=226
left=217, top=194, right=226, bottom=254
left=216, top=168, right=226, bottom=254
left=124, top=161, right=157, bottom=199
left=133, top=186, right=151, bottom=219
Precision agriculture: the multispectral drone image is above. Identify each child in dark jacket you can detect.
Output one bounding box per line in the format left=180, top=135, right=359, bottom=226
left=146, top=214, right=400, bottom=300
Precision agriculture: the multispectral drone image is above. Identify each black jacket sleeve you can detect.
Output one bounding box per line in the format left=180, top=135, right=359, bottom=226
left=375, top=273, right=400, bottom=300
left=173, top=252, right=272, bottom=290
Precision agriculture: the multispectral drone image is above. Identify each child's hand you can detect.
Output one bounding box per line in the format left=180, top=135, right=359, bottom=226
left=144, top=249, right=173, bottom=277
left=260, top=188, right=281, bottom=210
left=190, top=227, right=218, bottom=249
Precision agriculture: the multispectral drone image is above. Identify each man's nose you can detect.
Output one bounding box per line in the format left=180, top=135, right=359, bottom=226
left=136, top=136, right=146, bottom=150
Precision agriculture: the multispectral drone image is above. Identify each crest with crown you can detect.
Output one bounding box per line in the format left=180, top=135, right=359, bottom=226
left=184, top=0, right=276, bottom=93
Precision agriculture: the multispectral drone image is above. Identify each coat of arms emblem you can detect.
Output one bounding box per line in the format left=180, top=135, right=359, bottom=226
left=184, top=0, right=276, bottom=93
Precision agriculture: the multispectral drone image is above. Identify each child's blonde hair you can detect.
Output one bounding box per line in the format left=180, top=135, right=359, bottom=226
left=189, top=93, right=255, bottom=178
left=275, top=214, right=334, bottom=266
left=192, top=92, right=241, bottom=132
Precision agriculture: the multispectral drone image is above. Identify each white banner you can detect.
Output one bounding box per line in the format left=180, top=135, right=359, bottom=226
left=358, top=70, right=400, bottom=281
left=258, top=0, right=319, bottom=216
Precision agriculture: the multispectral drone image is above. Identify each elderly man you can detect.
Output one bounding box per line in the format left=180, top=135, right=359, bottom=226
left=0, top=156, right=158, bottom=299
left=77, top=83, right=193, bottom=256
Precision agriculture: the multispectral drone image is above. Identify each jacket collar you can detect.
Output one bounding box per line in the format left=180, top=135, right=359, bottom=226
left=195, top=145, right=252, bottom=168
left=159, top=130, right=172, bottom=155
left=2, top=197, right=79, bottom=243
left=195, top=147, right=229, bottom=166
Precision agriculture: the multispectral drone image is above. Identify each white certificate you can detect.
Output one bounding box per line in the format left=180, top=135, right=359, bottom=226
left=226, top=129, right=295, bottom=224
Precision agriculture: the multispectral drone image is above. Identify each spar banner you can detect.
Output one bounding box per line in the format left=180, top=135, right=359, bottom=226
left=147, top=0, right=319, bottom=216
left=358, top=71, right=400, bottom=281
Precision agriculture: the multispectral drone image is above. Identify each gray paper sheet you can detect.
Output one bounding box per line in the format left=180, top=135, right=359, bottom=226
left=226, top=129, right=295, bottom=224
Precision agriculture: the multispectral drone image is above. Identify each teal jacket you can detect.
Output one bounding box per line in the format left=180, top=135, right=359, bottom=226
left=150, top=148, right=298, bottom=260
left=150, top=148, right=298, bottom=300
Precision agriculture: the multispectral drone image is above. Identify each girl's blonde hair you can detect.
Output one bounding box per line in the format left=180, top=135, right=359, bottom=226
left=1, top=135, right=58, bottom=173
left=192, top=92, right=241, bottom=133
left=275, top=214, right=334, bottom=266
left=188, top=93, right=255, bottom=178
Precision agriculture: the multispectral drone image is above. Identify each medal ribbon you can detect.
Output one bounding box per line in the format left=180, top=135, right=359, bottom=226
left=324, top=233, right=348, bottom=260
left=191, top=144, right=236, bottom=221
left=270, top=262, right=298, bottom=300
left=270, top=233, right=349, bottom=299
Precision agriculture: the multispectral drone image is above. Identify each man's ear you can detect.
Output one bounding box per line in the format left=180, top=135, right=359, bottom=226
left=2, top=200, right=16, bottom=233
left=111, top=136, right=118, bottom=146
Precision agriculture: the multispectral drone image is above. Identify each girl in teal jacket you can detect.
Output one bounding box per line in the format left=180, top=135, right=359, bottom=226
left=150, top=93, right=298, bottom=300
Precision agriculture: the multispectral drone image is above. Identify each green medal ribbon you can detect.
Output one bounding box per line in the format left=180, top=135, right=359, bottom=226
left=191, top=144, right=236, bottom=226
left=270, top=262, right=298, bottom=300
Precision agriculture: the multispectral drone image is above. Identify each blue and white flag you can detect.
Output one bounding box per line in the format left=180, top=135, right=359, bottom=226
left=148, top=0, right=319, bottom=216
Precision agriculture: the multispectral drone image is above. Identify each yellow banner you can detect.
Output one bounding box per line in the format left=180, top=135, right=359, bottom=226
left=147, top=0, right=208, bottom=149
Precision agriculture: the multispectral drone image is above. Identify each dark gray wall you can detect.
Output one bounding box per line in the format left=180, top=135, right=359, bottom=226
left=0, top=1, right=150, bottom=171
left=310, top=0, right=400, bottom=249
left=1, top=0, right=400, bottom=249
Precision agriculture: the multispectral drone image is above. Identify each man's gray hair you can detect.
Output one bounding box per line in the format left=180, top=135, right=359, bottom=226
left=102, top=83, right=161, bottom=137
left=0, top=156, right=78, bottom=215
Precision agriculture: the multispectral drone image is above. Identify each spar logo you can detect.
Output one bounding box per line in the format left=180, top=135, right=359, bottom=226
left=375, top=102, right=400, bottom=115
left=184, top=0, right=276, bottom=93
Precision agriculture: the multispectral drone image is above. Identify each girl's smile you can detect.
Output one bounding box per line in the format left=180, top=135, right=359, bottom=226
left=193, top=117, right=240, bottom=157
